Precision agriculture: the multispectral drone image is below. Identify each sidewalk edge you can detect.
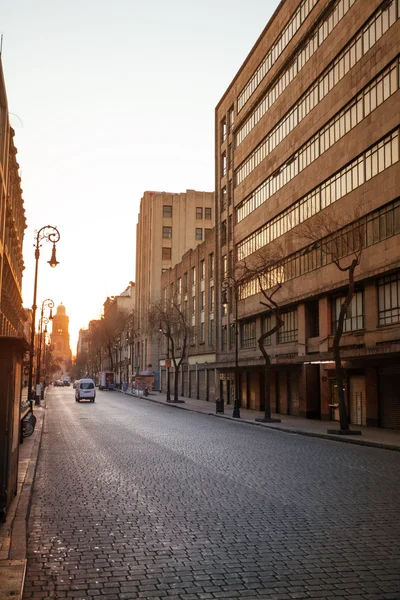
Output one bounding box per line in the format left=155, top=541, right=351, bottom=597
left=119, top=390, right=400, bottom=452
left=9, top=408, right=45, bottom=579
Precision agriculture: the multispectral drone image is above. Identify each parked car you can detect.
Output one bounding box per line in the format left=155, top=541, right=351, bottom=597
left=75, top=379, right=96, bottom=403
left=55, top=380, right=63, bottom=387
left=73, top=380, right=80, bottom=389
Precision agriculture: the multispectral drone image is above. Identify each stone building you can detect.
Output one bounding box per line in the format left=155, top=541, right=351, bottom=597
left=135, top=190, right=214, bottom=384
left=214, top=0, right=400, bottom=427
left=0, top=57, right=27, bottom=518
left=159, top=229, right=216, bottom=401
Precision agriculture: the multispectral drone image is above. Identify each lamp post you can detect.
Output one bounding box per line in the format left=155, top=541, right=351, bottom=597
left=36, top=299, right=54, bottom=404
left=28, top=226, right=60, bottom=409
left=160, top=325, right=171, bottom=402
left=222, top=279, right=240, bottom=419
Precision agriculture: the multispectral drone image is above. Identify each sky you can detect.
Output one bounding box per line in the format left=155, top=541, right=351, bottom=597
left=0, top=0, right=279, bottom=352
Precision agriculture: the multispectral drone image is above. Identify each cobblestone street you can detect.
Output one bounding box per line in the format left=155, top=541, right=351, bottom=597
left=23, top=387, right=400, bottom=600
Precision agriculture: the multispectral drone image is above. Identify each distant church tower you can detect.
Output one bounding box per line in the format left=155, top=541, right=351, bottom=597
left=51, top=304, right=72, bottom=373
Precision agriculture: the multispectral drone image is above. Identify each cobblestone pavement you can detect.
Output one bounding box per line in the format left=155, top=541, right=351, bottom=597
left=23, top=388, right=400, bottom=600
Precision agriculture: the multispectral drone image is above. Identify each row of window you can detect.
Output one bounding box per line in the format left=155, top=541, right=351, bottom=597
left=226, top=273, right=400, bottom=351
left=235, top=56, right=399, bottom=187
left=239, top=197, right=400, bottom=300
left=237, top=0, right=318, bottom=112
left=237, top=128, right=399, bottom=258
left=162, top=205, right=212, bottom=220
left=236, top=0, right=359, bottom=146
left=220, top=108, right=235, bottom=143
left=162, top=226, right=212, bottom=242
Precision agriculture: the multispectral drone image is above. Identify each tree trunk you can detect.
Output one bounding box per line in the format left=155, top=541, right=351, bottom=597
left=173, top=369, right=179, bottom=402
left=259, top=339, right=272, bottom=420
left=332, top=259, right=357, bottom=431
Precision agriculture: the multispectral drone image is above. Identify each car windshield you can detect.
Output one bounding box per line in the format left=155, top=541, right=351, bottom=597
left=80, top=382, right=94, bottom=389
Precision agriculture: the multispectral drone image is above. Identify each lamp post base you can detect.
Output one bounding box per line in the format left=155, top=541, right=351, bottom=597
left=232, top=402, right=240, bottom=419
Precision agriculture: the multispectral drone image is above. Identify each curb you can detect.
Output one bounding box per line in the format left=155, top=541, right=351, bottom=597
left=119, top=389, right=400, bottom=453
left=6, top=407, right=45, bottom=599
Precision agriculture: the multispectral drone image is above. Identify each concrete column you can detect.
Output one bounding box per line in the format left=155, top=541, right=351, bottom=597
left=318, top=296, right=330, bottom=352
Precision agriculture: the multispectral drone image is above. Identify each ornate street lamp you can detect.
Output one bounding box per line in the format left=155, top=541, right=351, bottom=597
left=36, top=298, right=54, bottom=402
left=27, top=226, right=60, bottom=409
left=222, top=279, right=240, bottom=419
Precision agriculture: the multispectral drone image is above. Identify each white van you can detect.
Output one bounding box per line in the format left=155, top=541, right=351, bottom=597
left=75, top=379, right=96, bottom=402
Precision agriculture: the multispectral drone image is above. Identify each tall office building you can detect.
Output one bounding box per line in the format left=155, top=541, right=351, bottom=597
left=215, top=0, right=400, bottom=427
left=135, top=189, right=214, bottom=380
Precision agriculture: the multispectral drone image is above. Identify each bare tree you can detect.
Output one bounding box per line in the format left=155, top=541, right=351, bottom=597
left=149, top=295, right=189, bottom=403
left=239, top=242, right=288, bottom=423
left=90, top=309, right=130, bottom=372
left=299, top=206, right=365, bottom=432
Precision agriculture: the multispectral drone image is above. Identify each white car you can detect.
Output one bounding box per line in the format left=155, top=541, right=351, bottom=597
left=75, top=379, right=96, bottom=403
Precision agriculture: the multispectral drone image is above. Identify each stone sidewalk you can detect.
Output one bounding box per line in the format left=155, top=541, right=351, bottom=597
left=1, top=387, right=399, bottom=600
left=123, top=388, right=400, bottom=451
left=0, top=404, right=44, bottom=600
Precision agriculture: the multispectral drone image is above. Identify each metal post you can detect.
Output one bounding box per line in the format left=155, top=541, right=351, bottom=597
left=28, top=247, right=39, bottom=409
left=166, top=337, right=171, bottom=403
left=233, top=285, right=240, bottom=418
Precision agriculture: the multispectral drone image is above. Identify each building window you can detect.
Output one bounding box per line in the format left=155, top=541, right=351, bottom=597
left=200, top=259, right=205, bottom=280
left=162, top=247, right=171, bottom=260
left=192, top=295, right=196, bottom=315
left=229, top=323, right=235, bottom=349
left=221, top=118, right=227, bottom=142
left=378, top=273, right=400, bottom=325
left=221, top=325, right=227, bottom=351
left=278, top=309, right=298, bottom=343
left=205, top=207, right=212, bottom=220
left=183, top=272, right=188, bottom=294
left=162, top=226, right=172, bottom=239
left=228, top=107, right=234, bottom=132
left=209, top=253, right=214, bottom=279
left=177, top=277, right=182, bottom=296
left=200, top=322, right=205, bottom=344
left=263, top=315, right=272, bottom=346
left=221, top=220, right=227, bottom=246
left=200, top=291, right=205, bottom=311
left=191, top=325, right=195, bottom=344
left=191, top=266, right=196, bottom=286
left=222, top=255, right=228, bottom=279
left=208, top=318, right=214, bottom=346
left=222, top=152, right=227, bottom=176
left=221, top=187, right=227, bottom=212
left=196, top=207, right=203, bottom=219
left=209, top=285, right=214, bottom=313
left=240, top=320, right=256, bottom=349
left=332, top=292, right=364, bottom=333
left=163, top=205, right=172, bottom=218
left=196, top=228, right=203, bottom=240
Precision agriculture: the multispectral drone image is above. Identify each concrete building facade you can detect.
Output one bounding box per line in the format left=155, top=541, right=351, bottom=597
left=214, top=0, right=400, bottom=427
left=159, top=229, right=217, bottom=401
left=135, top=190, right=214, bottom=381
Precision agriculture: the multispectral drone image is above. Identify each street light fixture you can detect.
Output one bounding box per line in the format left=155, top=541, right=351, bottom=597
left=27, top=226, right=60, bottom=409
left=36, top=299, right=55, bottom=403
left=222, top=279, right=240, bottom=419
